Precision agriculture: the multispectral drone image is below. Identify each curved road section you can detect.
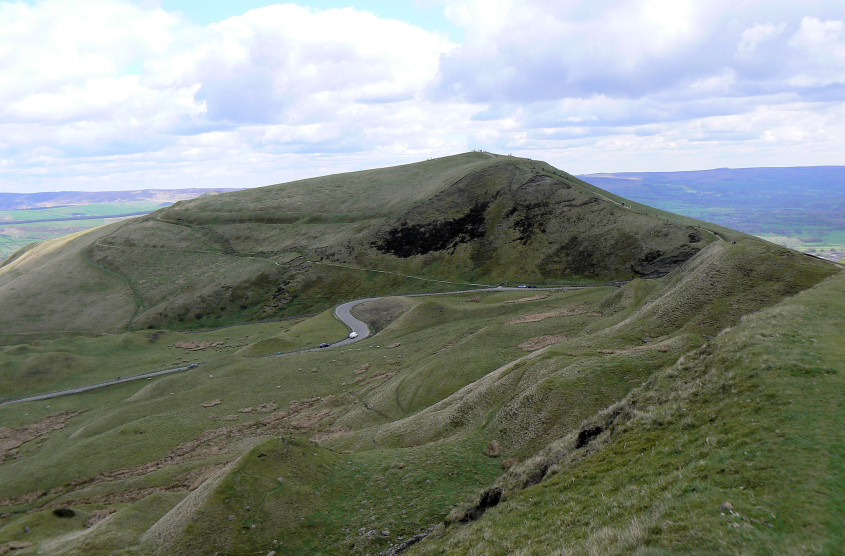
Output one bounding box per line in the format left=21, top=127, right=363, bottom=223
left=332, top=298, right=376, bottom=347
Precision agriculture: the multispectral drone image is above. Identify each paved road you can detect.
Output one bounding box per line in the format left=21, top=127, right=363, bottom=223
left=0, top=285, right=596, bottom=405
left=0, top=364, right=198, bottom=406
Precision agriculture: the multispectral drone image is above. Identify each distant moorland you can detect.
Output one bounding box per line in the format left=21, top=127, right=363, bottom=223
left=581, top=166, right=845, bottom=261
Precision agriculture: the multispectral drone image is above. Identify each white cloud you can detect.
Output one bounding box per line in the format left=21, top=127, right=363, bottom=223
left=786, top=17, right=845, bottom=86
left=738, top=23, right=786, bottom=55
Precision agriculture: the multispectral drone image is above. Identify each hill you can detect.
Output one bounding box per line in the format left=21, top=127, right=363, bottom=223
left=0, top=153, right=840, bottom=554
left=0, top=153, right=716, bottom=340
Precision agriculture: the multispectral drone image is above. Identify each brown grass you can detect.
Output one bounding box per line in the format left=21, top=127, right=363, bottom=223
left=0, top=410, right=86, bottom=463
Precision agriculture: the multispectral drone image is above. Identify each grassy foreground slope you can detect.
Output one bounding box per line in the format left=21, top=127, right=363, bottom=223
left=414, top=266, right=845, bottom=555
left=0, top=153, right=716, bottom=338
left=0, top=239, right=836, bottom=554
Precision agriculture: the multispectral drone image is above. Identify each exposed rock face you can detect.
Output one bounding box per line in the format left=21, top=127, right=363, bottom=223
left=375, top=202, right=489, bottom=258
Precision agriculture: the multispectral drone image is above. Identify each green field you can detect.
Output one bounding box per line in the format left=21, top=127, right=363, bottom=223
left=582, top=167, right=845, bottom=260
left=0, top=202, right=165, bottom=261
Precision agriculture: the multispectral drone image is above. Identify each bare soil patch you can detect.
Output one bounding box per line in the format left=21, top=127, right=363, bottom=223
left=506, top=306, right=601, bottom=324
left=44, top=464, right=228, bottom=509
left=3, top=395, right=346, bottom=511
left=85, top=507, right=116, bottom=528
left=503, top=294, right=548, bottom=304
left=0, top=411, right=85, bottom=463
left=173, top=341, right=224, bottom=351
left=518, top=335, right=569, bottom=351
left=310, top=425, right=351, bottom=443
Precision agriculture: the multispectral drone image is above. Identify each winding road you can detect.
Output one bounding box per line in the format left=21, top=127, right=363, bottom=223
left=0, top=286, right=589, bottom=406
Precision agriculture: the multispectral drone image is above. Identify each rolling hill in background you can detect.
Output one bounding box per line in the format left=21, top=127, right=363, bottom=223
left=0, top=153, right=841, bottom=555
left=581, top=166, right=845, bottom=261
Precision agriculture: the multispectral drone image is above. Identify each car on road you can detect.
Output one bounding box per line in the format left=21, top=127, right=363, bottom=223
left=349, top=332, right=358, bottom=339
left=319, top=343, right=331, bottom=348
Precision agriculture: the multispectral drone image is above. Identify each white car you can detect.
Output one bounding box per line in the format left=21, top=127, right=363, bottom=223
left=349, top=332, right=358, bottom=339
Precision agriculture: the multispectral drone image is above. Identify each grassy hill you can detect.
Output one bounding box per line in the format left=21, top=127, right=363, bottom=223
left=0, top=153, right=840, bottom=554
left=0, top=153, right=718, bottom=338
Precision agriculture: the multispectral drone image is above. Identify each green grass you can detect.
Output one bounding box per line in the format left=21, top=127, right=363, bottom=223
left=0, top=202, right=166, bottom=261
left=0, top=308, right=349, bottom=400
left=170, top=434, right=503, bottom=555
left=410, top=271, right=845, bottom=555
left=0, top=246, right=838, bottom=553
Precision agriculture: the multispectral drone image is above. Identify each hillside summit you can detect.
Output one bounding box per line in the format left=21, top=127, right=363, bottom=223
left=0, top=153, right=841, bottom=554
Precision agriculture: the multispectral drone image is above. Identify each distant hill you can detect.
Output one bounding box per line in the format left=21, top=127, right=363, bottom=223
left=0, top=188, right=241, bottom=211
left=0, top=153, right=717, bottom=338
left=580, top=166, right=845, bottom=260
left=0, top=189, right=241, bottom=261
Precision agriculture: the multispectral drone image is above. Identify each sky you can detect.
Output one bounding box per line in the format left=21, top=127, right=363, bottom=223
left=1, top=0, right=844, bottom=192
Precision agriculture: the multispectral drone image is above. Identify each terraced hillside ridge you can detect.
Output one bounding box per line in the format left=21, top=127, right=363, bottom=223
left=0, top=152, right=717, bottom=338
left=0, top=154, right=840, bottom=555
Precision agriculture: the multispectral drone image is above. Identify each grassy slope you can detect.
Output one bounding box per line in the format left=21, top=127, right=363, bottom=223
left=0, top=225, right=136, bottom=341
left=0, top=309, right=347, bottom=400
left=0, top=233, right=832, bottom=555
left=413, top=268, right=844, bottom=555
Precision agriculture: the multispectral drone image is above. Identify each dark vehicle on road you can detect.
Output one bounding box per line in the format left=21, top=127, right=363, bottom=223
left=319, top=343, right=331, bottom=348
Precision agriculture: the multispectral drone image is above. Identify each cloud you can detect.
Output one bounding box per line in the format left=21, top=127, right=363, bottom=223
left=0, top=0, right=844, bottom=192
left=738, top=23, right=786, bottom=55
